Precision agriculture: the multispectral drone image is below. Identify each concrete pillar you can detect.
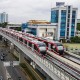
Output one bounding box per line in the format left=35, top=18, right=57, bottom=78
left=10, top=43, right=14, bottom=53
left=13, top=49, right=19, bottom=58
left=2, top=37, right=4, bottom=42
left=36, top=65, right=53, bottom=80
left=19, top=52, right=25, bottom=63
left=46, top=76, right=53, bottom=80
left=30, top=61, right=36, bottom=69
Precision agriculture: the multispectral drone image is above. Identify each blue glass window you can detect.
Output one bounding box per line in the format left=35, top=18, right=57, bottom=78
left=60, top=10, right=66, bottom=37
left=71, top=10, right=76, bottom=36
left=51, top=10, right=59, bottom=23
left=71, top=28, right=74, bottom=32
left=71, top=32, right=74, bottom=36
left=60, top=32, right=65, bottom=36
left=31, top=28, right=36, bottom=35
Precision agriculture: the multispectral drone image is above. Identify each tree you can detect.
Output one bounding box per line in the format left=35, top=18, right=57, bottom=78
left=70, top=36, right=80, bottom=43
left=77, top=23, right=80, bottom=31
left=0, top=22, right=8, bottom=28
left=16, top=27, right=21, bottom=31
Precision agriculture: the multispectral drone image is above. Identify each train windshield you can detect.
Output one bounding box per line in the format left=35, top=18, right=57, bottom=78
left=38, top=43, right=46, bottom=47
left=38, top=43, right=46, bottom=51
left=56, top=43, right=63, bottom=46
left=56, top=43, right=63, bottom=50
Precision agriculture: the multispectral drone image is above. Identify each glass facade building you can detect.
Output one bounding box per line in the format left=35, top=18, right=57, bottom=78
left=30, top=28, right=36, bottom=35
left=51, top=5, right=78, bottom=40
left=60, top=10, right=66, bottom=37
left=51, top=10, right=59, bottom=23
left=0, top=12, right=8, bottom=23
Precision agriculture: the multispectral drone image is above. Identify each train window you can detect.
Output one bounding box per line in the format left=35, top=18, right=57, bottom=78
left=44, top=41, right=48, bottom=47
left=56, top=43, right=62, bottom=46
left=51, top=44, right=55, bottom=49
left=19, top=37, right=23, bottom=42
left=24, top=40, right=27, bottom=44
left=16, top=36, right=18, bottom=39
left=29, top=42, right=32, bottom=47
left=38, top=43, right=46, bottom=47
left=34, top=45, right=38, bottom=52
left=11, top=34, right=13, bottom=36
left=34, top=45, right=36, bottom=50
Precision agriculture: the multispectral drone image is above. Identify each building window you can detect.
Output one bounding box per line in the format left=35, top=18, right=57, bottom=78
left=68, top=6, right=71, bottom=9
left=67, top=28, right=69, bottom=32
left=67, top=32, right=69, bottom=36
left=31, top=28, right=36, bottom=35
left=68, top=14, right=70, bottom=18
left=68, top=10, right=70, bottom=13
left=60, top=32, right=65, bottom=36
left=68, top=19, right=70, bottom=23
left=71, top=32, right=74, bottom=36
left=67, top=23, right=69, bottom=27
left=51, top=10, right=59, bottom=23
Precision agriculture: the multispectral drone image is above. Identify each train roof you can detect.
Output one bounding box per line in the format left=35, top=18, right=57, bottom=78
left=32, top=40, right=45, bottom=44
left=40, top=37, right=63, bottom=44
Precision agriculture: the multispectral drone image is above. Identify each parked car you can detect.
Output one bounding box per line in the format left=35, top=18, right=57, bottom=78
left=0, top=56, right=4, bottom=61
left=0, top=76, right=3, bottom=80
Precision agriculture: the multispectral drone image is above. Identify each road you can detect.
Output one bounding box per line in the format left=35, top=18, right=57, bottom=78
left=0, top=41, right=30, bottom=80
left=0, top=61, right=7, bottom=80
left=6, top=66, right=28, bottom=80
left=0, top=43, right=7, bottom=80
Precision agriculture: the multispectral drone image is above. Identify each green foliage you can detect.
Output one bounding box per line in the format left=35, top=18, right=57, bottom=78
left=77, top=23, right=80, bottom=31
left=0, top=22, right=8, bottom=28
left=60, top=39, right=66, bottom=43
left=16, top=27, right=21, bottom=31
left=70, top=36, right=80, bottom=43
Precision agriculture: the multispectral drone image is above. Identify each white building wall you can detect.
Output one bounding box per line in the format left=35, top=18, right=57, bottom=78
left=69, top=6, right=72, bottom=38
left=57, top=8, right=61, bottom=40
left=38, top=28, right=46, bottom=37
left=28, top=24, right=56, bottom=40
left=37, top=27, right=40, bottom=37
left=74, top=9, right=78, bottom=36
left=65, top=6, right=68, bottom=39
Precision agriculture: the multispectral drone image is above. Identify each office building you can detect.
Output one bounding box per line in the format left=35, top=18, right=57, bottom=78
left=51, top=2, right=78, bottom=40
left=0, top=12, right=8, bottom=23
left=22, top=20, right=57, bottom=40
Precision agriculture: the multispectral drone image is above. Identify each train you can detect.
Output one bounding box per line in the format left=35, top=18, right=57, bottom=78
left=0, top=28, right=64, bottom=55
left=22, top=33, right=64, bottom=55
left=0, top=28, right=47, bottom=56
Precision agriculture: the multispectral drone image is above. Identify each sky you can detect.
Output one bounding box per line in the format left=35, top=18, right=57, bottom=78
left=0, top=0, right=80, bottom=23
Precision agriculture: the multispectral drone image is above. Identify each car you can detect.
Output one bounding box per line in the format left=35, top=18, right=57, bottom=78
left=0, top=56, right=4, bottom=61
left=0, top=76, right=3, bottom=80
left=1, top=53, right=7, bottom=57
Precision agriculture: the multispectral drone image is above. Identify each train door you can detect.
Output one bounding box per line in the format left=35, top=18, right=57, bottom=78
left=24, top=40, right=27, bottom=46
left=32, top=44, right=34, bottom=51
left=51, top=44, right=56, bottom=51
left=27, top=41, right=29, bottom=47
left=48, top=43, right=51, bottom=50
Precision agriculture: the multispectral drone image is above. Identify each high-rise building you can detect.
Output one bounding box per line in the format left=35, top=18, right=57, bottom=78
left=0, top=12, right=8, bottom=23
left=51, top=2, right=78, bottom=40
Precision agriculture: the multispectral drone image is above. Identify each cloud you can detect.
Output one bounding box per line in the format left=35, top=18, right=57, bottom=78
left=0, top=0, right=80, bottom=23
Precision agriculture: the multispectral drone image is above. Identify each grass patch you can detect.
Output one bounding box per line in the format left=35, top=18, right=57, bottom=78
left=63, top=43, right=80, bottom=49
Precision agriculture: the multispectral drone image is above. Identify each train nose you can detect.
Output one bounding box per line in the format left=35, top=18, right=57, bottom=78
left=59, top=50, right=64, bottom=55
left=40, top=51, right=46, bottom=55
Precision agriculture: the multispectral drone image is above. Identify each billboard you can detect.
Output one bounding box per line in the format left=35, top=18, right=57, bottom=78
left=56, top=2, right=65, bottom=6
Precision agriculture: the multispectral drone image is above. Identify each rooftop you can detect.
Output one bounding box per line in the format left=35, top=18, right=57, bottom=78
left=28, top=20, right=51, bottom=25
